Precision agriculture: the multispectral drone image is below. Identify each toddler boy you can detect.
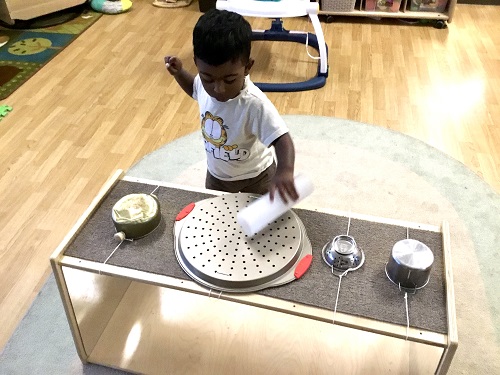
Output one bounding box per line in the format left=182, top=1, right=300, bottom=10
left=165, top=9, right=298, bottom=202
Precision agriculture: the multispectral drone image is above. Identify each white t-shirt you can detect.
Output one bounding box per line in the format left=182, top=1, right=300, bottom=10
left=192, top=75, right=288, bottom=181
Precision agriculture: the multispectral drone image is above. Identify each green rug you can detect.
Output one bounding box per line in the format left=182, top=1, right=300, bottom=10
left=0, top=9, right=102, bottom=100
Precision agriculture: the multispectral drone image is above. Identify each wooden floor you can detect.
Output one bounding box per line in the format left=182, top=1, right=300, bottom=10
left=0, top=0, right=498, bottom=355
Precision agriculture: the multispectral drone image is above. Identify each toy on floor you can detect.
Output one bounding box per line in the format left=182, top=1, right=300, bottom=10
left=0, top=105, right=12, bottom=120
left=91, top=0, right=133, bottom=14
left=153, top=0, right=193, bottom=8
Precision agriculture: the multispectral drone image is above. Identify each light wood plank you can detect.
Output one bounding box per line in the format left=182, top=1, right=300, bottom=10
left=84, top=280, right=442, bottom=375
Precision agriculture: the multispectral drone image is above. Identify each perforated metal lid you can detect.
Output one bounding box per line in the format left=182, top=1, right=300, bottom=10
left=174, top=193, right=312, bottom=293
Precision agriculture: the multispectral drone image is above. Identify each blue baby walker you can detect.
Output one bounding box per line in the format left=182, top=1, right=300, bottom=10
left=216, top=0, right=329, bottom=92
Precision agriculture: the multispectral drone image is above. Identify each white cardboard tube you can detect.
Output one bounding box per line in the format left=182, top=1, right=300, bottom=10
left=237, top=174, right=314, bottom=236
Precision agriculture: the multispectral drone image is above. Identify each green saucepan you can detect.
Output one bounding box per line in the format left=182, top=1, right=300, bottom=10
left=111, top=193, right=161, bottom=240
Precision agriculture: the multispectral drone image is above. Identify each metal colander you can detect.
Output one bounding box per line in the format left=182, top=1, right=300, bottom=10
left=174, top=193, right=312, bottom=293
left=322, top=235, right=365, bottom=275
left=321, top=234, right=365, bottom=324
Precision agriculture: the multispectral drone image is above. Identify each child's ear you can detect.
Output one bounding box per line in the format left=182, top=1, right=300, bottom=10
left=244, top=58, right=255, bottom=75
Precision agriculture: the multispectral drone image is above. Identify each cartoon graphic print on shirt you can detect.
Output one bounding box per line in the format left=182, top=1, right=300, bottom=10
left=201, top=111, right=249, bottom=162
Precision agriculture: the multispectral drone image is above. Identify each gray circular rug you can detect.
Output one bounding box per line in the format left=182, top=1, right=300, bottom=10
left=128, top=114, right=500, bottom=375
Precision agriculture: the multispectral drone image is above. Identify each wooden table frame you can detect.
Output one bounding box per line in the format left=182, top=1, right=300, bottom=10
left=50, top=170, right=458, bottom=374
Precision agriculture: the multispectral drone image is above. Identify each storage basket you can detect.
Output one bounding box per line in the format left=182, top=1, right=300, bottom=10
left=374, top=0, right=401, bottom=13
left=409, top=0, right=448, bottom=12
left=322, top=0, right=356, bottom=12
left=365, top=0, right=401, bottom=11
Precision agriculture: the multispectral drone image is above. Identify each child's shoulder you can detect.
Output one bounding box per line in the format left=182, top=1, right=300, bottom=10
left=243, top=78, right=272, bottom=105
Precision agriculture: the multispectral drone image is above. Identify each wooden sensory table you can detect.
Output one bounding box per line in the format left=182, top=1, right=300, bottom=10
left=50, top=170, right=458, bottom=374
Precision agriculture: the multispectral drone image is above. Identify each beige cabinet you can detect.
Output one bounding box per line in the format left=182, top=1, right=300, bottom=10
left=0, top=0, right=86, bottom=24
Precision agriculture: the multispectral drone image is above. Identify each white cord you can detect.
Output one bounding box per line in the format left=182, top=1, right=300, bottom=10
left=207, top=290, right=222, bottom=299
left=304, top=15, right=321, bottom=61
left=305, top=32, right=321, bottom=61
left=150, top=185, right=160, bottom=195
left=332, top=269, right=349, bottom=325
left=404, top=291, right=409, bottom=340
left=403, top=229, right=412, bottom=339
left=332, top=213, right=354, bottom=325
left=100, top=238, right=131, bottom=274
left=103, top=240, right=124, bottom=265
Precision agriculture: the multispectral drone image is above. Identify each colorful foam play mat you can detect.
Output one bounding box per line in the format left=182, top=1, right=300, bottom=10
left=0, top=9, right=102, bottom=100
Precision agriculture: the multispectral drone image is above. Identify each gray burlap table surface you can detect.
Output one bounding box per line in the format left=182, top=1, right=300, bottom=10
left=64, top=180, right=447, bottom=334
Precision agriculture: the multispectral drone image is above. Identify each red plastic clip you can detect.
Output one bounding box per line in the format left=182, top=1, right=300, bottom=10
left=175, top=202, right=195, bottom=221
left=294, top=254, right=313, bottom=279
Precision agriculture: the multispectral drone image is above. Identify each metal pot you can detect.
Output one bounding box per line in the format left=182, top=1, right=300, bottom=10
left=385, top=239, right=434, bottom=290
left=111, top=193, right=161, bottom=240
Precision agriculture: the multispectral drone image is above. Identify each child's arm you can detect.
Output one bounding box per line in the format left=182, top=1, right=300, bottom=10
left=164, top=56, right=194, bottom=97
left=270, top=133, right=299, bottom=203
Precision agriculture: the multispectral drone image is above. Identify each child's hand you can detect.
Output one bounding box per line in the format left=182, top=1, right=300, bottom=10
left=269, top=168, right=299, bottom=204
left=164, top=56, right=183, bottom=76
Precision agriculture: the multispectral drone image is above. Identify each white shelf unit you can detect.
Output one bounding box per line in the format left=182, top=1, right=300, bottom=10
left=50, top=171, right=458, bottom=375
left=317, top=0, right=457, bottom=25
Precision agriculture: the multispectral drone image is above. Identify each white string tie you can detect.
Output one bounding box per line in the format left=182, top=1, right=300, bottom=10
left=150, top=185, right=160, bottom=195
left=305, top=32, right=321, bottom=61
left=207, top=289, right=222, bottom=299
left=332, top=269, right=349, bottom=325
left=404, top=291, right=410, bottom=340
left=100, top=237, right=132, bottom=274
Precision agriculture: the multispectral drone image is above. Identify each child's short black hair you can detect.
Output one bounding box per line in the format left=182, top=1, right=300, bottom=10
left=193, top=9, right=252, bottom=66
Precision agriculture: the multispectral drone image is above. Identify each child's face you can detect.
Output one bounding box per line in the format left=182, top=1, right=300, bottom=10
left=195, top=57, right=254, bottom=102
